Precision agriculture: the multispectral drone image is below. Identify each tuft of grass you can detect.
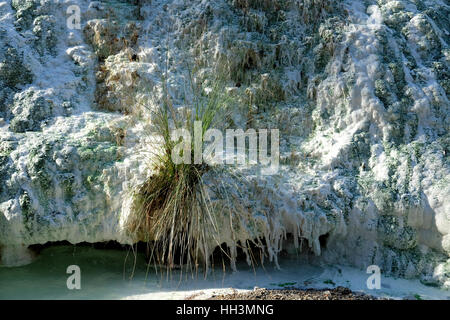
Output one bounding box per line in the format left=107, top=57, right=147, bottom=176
left=127, top=71, right=231, bottom=276
left=323, top=279, right=336, bottom=286
left=414, top=294, right=422, bottom=300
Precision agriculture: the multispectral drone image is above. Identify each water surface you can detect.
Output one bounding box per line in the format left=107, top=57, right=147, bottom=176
left=0, top=245, right=448, bottom=300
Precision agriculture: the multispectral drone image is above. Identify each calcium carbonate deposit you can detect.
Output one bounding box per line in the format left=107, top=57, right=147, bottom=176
left=0, top=0, right=449, bottom=290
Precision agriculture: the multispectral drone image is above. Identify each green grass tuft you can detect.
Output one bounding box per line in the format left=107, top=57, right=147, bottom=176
left=127, top=71, right=231, bottom=276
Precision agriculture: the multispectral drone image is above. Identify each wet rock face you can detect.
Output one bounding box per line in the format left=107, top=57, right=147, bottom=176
left=0, top=0, right=449, bottom=287
left=9, top=90, right=53, bottom=132
left=0, top=46, right=33, bottom=119
left=83, top=19, right=140, bottom=61
left=0, top=48, right=33, bottom=89
left=11, top=0, right=36, bottom=30
left=33, top=14, right=58, bottom=55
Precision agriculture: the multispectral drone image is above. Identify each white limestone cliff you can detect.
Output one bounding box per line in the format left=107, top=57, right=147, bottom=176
left=0, top=0, right=448, bottom=287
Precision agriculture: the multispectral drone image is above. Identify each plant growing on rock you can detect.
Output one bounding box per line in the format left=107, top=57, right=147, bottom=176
left=127, top=71, right=231, bottom=276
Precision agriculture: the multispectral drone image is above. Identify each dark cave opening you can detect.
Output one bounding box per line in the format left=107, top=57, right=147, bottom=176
left=25, top=232, right=330, bottom=270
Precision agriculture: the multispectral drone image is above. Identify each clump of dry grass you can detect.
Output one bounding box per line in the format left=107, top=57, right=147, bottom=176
left=127, top=73, right=230, bottom=276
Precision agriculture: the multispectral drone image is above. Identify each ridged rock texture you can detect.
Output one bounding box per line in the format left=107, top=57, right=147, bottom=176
left=0, top=0, right=448, bottom=287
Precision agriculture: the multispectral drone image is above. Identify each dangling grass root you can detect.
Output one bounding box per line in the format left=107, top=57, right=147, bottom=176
left=131, top=162, right=213, bottom=271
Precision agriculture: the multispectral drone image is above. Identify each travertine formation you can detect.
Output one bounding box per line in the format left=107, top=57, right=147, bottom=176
left=0, top=0, right=448, bottom=287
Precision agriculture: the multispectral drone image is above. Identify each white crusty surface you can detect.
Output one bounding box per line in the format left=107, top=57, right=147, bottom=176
left=0, top=0, right=448, bottom=287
